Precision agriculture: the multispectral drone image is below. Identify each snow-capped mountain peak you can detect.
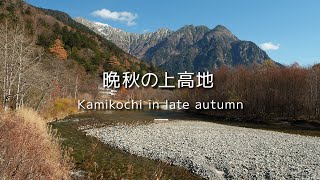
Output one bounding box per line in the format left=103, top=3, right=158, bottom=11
left=94, top=22, right=109, bottom=28
left=74, top=17, right=172, bottom=59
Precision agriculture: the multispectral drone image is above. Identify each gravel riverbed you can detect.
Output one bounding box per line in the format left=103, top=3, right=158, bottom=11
left=84, top=121, right=320, bottom=179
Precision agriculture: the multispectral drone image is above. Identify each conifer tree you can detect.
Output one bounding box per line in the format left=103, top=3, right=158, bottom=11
left=49, top=39, right=68, bottom=60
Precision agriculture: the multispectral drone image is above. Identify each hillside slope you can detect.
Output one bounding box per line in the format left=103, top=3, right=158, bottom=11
left=0, top=0, right=153, bottom=74
left=0, top=0, right=166, bottom=111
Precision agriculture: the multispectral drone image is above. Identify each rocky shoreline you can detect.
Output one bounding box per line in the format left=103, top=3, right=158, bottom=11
left=84, top=121, right=320, bottom=179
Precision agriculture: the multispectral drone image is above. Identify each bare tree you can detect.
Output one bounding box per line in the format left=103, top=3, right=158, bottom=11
left=74, top=74, right=79, bottom=99
left=0, top=21, right=43, bottom=110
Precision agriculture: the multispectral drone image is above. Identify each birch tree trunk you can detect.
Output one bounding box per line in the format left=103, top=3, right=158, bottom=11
left=74, top=75, right=79, bottom=99
left=0, top=22, right=43, bottom=110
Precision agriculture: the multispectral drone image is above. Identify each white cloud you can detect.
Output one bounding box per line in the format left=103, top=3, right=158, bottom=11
left=259, top=42, right=280, bottom=51
left=91, top=9, right=138, bottom=26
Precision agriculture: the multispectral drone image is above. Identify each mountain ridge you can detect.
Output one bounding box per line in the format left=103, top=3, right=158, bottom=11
left=74, top=17, right=172, bottom=59
left=75, top=18, right=274, bottom=74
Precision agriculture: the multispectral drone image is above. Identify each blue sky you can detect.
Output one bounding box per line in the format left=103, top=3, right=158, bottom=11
left=26, top=0, right=320, bottom=66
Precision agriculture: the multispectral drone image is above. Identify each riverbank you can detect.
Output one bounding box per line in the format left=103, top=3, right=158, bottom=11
left=180, top=110, right=320, bottom=137
left=51, top=110, right=320, bottom=179
left=85, top=120, right=320, bottom=179
left=51, top=111, right=202, bottom=179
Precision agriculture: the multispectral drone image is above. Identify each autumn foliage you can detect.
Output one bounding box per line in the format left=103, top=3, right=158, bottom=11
left=42, top=98, right=78, bottom=120
left=49, top=39, right=68, bottom=60
left=182, top=62, right=320, bottom=121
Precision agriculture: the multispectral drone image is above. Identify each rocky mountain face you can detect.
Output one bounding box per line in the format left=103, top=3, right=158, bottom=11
left=76, top=18, right=272, bottom=74
left=74, top=17, right=172, bottom=59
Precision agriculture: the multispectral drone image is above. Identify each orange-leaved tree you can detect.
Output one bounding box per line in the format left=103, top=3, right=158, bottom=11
left=49, top=39, right=68, bottom=60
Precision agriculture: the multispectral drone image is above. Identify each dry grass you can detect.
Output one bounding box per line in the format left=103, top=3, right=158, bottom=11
left=0, top=108, right=73, bottom=179
left=42, top=98, right=79, bottom=121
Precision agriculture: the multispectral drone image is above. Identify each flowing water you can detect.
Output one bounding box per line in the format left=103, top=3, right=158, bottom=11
left=70, top=109, right=320, bottom=137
